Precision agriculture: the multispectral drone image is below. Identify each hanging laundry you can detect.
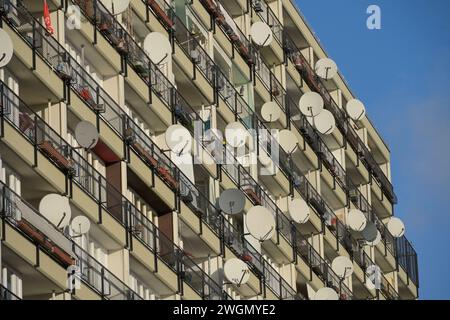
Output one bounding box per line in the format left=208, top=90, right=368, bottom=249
left=44, top=0, right=54, bottom=35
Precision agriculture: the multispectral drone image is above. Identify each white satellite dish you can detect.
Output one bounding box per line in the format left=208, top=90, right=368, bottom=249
left=75, top=121, right=99, bottom=150
left=219, top=189, right=246, bottom=215
left=347, top=209, right=367, bottom=232
left=361, top=221, right=377, bottom=242
left=278, top=130, right=298, bottom=154
left=315, top=58, right=338, bottom=80
left=346, top=99, right=366, bottom=121
left=314, top=287, right=339, bottom=300
left=387, top=217, right=405, bottom=238
left=260, top=101, right=281, bottom=123
left=0, top=29, right=13, bottom=68
left=246, top=206, right=276, bottom=242
left=165, top=124, right=192, bottom=155
left=331, top=256, right=354, bottom=279
left=299, top=92, right=324, bottom=117
left=39, top=194, right=72, bottom=229
left=223, top=258, right=250, bottom=286
left=313, top=109, right=335, bottom=135
left=366, top=230, right=381, bottom=247
left=250, top=22, right=273, bottom=47
left=288, top=198, right=310, bottom=224
left=143, top=32, right=172, bottom=65
left=225, top=122, right=248, bottom=148
left=100, top=0, right=130, bottom=15
left=71, top=216, right=91, bottom=236
left=258, top=151, right=273, bottom=167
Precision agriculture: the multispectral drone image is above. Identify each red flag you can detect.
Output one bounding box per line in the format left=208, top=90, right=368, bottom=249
left=44, top=0, right=54, bottom=35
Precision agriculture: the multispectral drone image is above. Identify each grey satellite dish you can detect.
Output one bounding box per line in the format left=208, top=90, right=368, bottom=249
left=367, top=230, right=381, bottom=247
left=314, top=287, right=339, bottom=300
left=288, top=198, right=310, bottom=224
left=315, top=58, right=338, bottom=80
left=143, top=32, right=172, bottom=65
left=100, top=0, right=130, bottom=15
left=246, top=206, right=276, bottom=242
left=223, top=258, right=250, bottom=286
left=347, top=209, right=367, bottom=232
left=278, top=130, right=299, bottom=154
left=225, top=122, right=248, bottom=148
left=299, top=92, right=324, bottom=117
left=71, top=216, right=91, bottom=236
left=39, top=194, right=72, bottom=229
left=361, top=221, right=377, bottom=242
left=165, top=124, right=192, bottom=155
left=0, top=29, right=14, bottom=68
left=313, top=109, right=335, bottom=135
left=75, top=121, right=99, bottom=150
left=250, top=22, right=273, bottom=47
left=387, top=217, right=405, bottom=238
left=260, top=101, right=281, bottom=123
left=346, top=99, right=366, bottom=121
left=331, top=256, right=354, bottom=279
left=219, top=189, right=246, bottom=215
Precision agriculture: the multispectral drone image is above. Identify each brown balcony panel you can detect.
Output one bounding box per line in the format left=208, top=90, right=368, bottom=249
left=147, top=0, right=174, bottom=27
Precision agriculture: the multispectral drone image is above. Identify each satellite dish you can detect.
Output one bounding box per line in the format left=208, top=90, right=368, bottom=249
left=165, top=124, right=192, bottom=155
left=70, top=216, right=91, bottom=236
left=100, top=0, right=130, bottom=15
left=246, top=206, right=276, bottom=242
left=218, top=189, right=246, bottom=215
left=366, top=230, right=381, bottom=247
left=288, top=198, right=310, bottom=224
left=223, top=258, right=250, bottom=286
left=346, top=209, right=367, bottom=232
left=331, top=256, right=354, bottom=279
left=299, top=92, right=324, bottom=117
left=278, top=130, right=298, bottom=154
left=387, top=217, right=405, bottom=238
left=143, top=32, right=172, bottom=65
left=314, top=287, right=339, bottom=300
left=315, top=58, right=338, bottom=80
left=75, top=121, right=99, bottom=150
left=313, top=109, right=335, bottom=135
left=225, top=122, right=248, bottom=148
left=0, top=29, right=13, bottom=68
left=346, top=99, right=366, bottom=121
left=258, top=151, right=273, bottom=167
left=250, top=22, right=273, bottom=47
left=260, top=102, right=281, bottom=123
left=39, top=194, right=72, bottom=228
left=361, top=221, right=377, bottom=242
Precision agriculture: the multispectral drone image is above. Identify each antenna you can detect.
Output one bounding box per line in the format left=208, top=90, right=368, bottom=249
left=260, top=101, right=281, bottom=123
left=70, top=215, right=91, bottom=237
left=100, top=0, right=130, bottom=15
left=346, top=99, right=366, bottom=121
left=315, top=58, right=338, bottom=80
left=218, top=189, right=246, bottom=215
left=165, top=124, right=192, bottom=156
left=313, top=287, right=339, bottom=300
left=39, top=194, right=72, bottom=229
left=0, top=29, right=13, bottom=68
left=367, top=230, right=381, bottom=247
left=331, top=256, right=354, bottom=279
left=245, top=206, right=276, bottom=242
left=313, top=109, right=336, bottom=135
left=143, top=32, right=172, bottom=65
left=387, top=217, right=405, bottom=238
left=250, top=22, right=273, bottom=47
left=225, top=122, right=248, bottom=148
left=223, top=258, right=250, bottom=287
left=75, top=121, right=99, bottom=150
left=278, top=129, right=300, bottom=155
left=346, top=209, right=367, bottom=232
left=288, top=198, right=310, bottom=224
left=361, top=221, right=378, bottom=242
left=299, top=92, right=324, bottom=117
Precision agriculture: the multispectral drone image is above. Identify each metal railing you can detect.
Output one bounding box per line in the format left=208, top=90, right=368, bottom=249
left=0, top=284, right=21, bottom=300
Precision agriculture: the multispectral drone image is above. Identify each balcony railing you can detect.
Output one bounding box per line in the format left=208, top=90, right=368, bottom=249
left=0, top=284, right=21, bottom=300
left=395, top=235, right=419, bottom=287
left=0, top=78, right=229, bottom=300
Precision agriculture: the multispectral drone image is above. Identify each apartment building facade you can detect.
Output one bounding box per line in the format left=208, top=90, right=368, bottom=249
left=0, top=0, right=418, bottom=300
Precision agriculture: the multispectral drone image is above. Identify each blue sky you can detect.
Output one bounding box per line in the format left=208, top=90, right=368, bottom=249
left=295, top=0, right=450, bottom=299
